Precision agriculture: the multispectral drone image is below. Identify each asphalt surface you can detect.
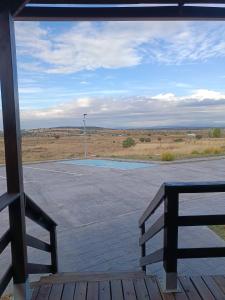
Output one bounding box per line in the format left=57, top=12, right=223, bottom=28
left=1, top=158, right=225, bottom=282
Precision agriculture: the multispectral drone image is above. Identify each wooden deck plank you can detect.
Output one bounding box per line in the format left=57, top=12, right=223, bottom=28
left=87, top=281, right=99, bottom=300
left=74, top=282, right=87, bottom=300
left=111, top=279, right=123, bottom=300
left=49, top=283, right=63, bottom=300
left=99, top=280, right=111, bottom=300
left=31, top=287, right=40, bottom=300
left=61, top=282, right=76, bottom=300
left=202, top=275, right=225, bottom=299
left=145, top=277, right=163, bottom=300
left=133, top=278, right=150, bottom=300
left=36, top=284, right=52, bottom=300
left=122, top=279, right=137, bottom=300
left=179, top=276, right=201, bottom=300
left=191, top=276, right=215, bottom=300
left=213, top=275, right=225, bottom=294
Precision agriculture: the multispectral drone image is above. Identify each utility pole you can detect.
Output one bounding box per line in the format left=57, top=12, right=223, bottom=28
left=83, top=113, right=88, bottom=159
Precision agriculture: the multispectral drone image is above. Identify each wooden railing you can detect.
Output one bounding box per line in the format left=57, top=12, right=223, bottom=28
left=139, top=181, right=225, bottom=292
left=0, top=192, right=57, bottom=298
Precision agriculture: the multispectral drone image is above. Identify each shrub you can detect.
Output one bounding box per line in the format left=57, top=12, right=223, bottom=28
left=145, top=138, right=151, bottom=143
left=210, top=128, right=222, bottom=138
left=161, top=152, right=175, bottom=161
left=174, top=138, right=183, bottom=143
left=196, top=134, right=203, bottom=140
left=139, top=137, right=145, bottom=143
left=204, top=147, right=221, bottom=155
left=122, top=137, right=136, bottom=148
left=191, top=150, right=200, bottom=155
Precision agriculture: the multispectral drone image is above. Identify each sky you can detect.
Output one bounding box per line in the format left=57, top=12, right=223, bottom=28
left=11, top=20, right=225, bottom=128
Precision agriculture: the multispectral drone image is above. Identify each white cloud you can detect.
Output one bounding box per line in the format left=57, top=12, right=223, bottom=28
left=15, top=21, right=225, bottom=74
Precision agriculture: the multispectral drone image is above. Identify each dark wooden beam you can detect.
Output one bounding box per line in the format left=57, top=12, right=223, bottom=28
left=15, top=5, right=225, bottom=21
left=10, top=0, right=31, bottom=16
left=0, top=10, right=28, bottom=287
left=29, top=0, right=225, bottom=4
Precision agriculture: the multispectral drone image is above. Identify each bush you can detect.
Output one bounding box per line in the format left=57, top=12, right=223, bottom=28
left=174, top=138, right=183, bottom=143
left=139, top=137, right=145, bottom=143
left=122, top=137, right=136, bottom=148
left=161, top=152, right=175, bottom=161
left=139, top=137, right=151, bottom=143
left=210, top=128, right=222, bottom=138
left=196, top=134, right=203, bottom=140
left=191, top=150, right=200, bottom=155
left=145, top=138, right=151, bottom=143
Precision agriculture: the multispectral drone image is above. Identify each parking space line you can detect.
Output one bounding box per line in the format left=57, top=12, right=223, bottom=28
left=24, top=166, right=84, bottom=176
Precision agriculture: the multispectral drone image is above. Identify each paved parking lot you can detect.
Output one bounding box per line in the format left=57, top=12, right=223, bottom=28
left=1, top=158, right=225, bottom=281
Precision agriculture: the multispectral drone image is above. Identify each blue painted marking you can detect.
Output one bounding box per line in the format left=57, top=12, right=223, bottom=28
left=60, top=159, right=156, bottom=170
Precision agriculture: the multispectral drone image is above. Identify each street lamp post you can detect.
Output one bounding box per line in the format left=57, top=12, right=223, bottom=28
left=83, top=113, right=88, bottom=159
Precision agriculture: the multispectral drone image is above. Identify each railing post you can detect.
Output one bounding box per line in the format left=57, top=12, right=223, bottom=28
left=50, top=226, right=58, bottom=274
left=0, top=10, right=29, bottom=300
left=141, top=223, right=146, bottom=272
left=163, top=188, right=179, bottom=292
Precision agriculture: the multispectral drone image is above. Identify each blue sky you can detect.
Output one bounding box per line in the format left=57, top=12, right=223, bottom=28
left=13, top=21, right=225, bottom=128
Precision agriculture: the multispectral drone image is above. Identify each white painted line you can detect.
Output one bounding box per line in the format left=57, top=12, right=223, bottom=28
left=24, top=166, right=84, bottom=176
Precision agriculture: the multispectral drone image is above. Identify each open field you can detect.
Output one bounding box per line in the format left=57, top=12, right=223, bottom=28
left=0, top=127, right=225, bottom=163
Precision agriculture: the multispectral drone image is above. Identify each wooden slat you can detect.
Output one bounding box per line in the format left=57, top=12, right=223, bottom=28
left=61, top=282, right=76, bottom=300
left=145, top=277, right=162, bottom=300
left=26, top=234, right=51, bottom=252
left=165, top=181, right=225, bottom=194
left=0, top=229, right=10, bottom=255
left=36, top=284, right=52, bottom=300
left=202, top=275, right=225, bottom=299
left=177, top=247, right=225, bottom=259
left=133, top=278, right=150, bottom=300
left=74, top=282, right=87, bottom=300
left=139, top=215, right=164, bottom=245
left=111, top=280, right=123, bottom=300
left=0, top=266, right=13, bottom=298
left=31, top=287, right=40, bottom=300
left=179, top=277, right=201, bottom=300
left=178, top=215, right=225, bottom=226
left=28, top=263, right=52, bottom=274
left=87, top=281, right=98, bottom=300
left=213, top=275, right=225, bottom=294
left=140, top=248, right=163, bottom=267
left=0, top=192, right=19, bottom=213
left=191, top=276, right=215, bottom=300
left=122, top=279, right=136, bottom=300
left=139, top=184, right=165, bottom=226
left=99, top=281, right=110, bottom=300
left=49, top=283, right=63, bottom=300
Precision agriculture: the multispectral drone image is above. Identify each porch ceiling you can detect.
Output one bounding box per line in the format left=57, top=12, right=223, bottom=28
left=1, top=0, right=225, bottom=21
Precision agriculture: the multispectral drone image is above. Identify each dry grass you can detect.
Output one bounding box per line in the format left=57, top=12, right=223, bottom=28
left=0, top=128, right=224, bottom=163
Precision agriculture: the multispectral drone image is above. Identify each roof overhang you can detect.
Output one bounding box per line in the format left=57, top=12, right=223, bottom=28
left=1, top=0, right=225, bottom=21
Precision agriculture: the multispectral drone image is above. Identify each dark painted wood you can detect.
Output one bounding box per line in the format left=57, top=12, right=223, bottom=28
left=139, top=184, right=165, bottom=226
left=140, top=224, right=146, bottom=272
left=10, top=0, right=31, bottom=16
left=26, top=234, right=51, bottom=252
left=36, top=284, right=52, bottom=300
left=163, top=190, right=179, bottom=275
left=111, top=280, right=124, bottom=300
left=15, top=5, right=225, bottom=21
left=31, top=287, right=40, bottom=300
left=179, top=214, right=225, bottom=226
left=177, top=247, right=225, bottom=258
left=0, top=9, right=28, bottom=285
left=0, top=192, right=19, bottom=212
left=145, top=277, right=162, bottom=300
left=0, top=229, right=11, bottom=255
left=61, top=282, right=76, bottom=300
left=50, top=226, right=58, bottom=273
left=165, top=181, right=225, bottom=193
left=27, top=263, right=52, bottom=274
left=140, top=248, right=163, bottom=267
left=214, top=276, right=225, bottom=294
left=87, top=281, right=98, bottom=300
left=178, top=276, right=201, bottom=300
left=139, top=214, right=164, bottom=245
left=28, top=0, right=225, bottom=4
left=0, top=265, right=13, bottom=298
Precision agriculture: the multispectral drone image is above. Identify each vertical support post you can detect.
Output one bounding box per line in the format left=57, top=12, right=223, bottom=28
left=141, top=223, right=146, bottom=272
left=163, top=188, right=179, bottom=292
left=50, top=226, right=58, bottom=274
left=0, top=10, right=29, bottom=300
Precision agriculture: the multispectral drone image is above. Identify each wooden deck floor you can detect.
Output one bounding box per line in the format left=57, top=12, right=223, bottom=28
left=31, top=272, right=225, bottom=300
